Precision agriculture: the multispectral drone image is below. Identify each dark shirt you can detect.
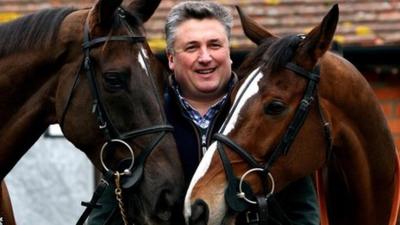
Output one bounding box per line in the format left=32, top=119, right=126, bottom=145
left=164, top=75, right=232, bottom=185
left=171, top=77, right=228, bottom=130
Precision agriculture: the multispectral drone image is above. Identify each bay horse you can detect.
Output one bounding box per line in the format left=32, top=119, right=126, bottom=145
left=0, top=0, right=184, bottom=224
left=185, top=4, right=399, bottom=225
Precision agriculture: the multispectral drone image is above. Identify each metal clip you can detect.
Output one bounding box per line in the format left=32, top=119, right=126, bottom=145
left=246, top=211, right=260, bottom=224
left=118, top=8, right=126, bottom=18
left=99, top=121, right=107, bottom=130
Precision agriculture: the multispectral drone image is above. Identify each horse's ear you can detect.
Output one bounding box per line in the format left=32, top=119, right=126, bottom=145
left=298, top=4, right=339, bottom=64
left=236, top=5, right=275, bottom=45
left=123, top=0, right=161, bottom=23
left=90, top=0, right=122, bottom=27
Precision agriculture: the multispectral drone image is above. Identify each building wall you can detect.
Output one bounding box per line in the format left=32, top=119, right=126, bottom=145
left=5, top=135, right=94, bottom=225
left=366, top=72, right=400, bottom=149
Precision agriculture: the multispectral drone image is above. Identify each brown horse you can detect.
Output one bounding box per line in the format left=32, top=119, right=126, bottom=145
left=0, top=0, right=184, bottom=224
left=185, top=4, right=399, bottom=225
left=0, top=181, right=15, bottom=225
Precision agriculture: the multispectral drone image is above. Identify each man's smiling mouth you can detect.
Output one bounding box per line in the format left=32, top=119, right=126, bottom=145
left=196, top=68, right=216, bottom=74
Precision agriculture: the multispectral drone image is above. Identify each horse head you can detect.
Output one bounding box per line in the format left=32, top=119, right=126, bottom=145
left=57, top=0, right=185, bottom=224
left=0, top=0, right=184, bottom=224
left=185, top=5, right=339, bottom=225
left=186, top=3, right=399, bottom=224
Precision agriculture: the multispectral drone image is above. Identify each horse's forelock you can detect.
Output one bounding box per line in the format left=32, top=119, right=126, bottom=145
left=237, top=37, right=274, bottom=76
left=238, top=35, right=301, bottom=77
left=262, top=35, right=302, bottom=73
left=0, top=7, right=77, bottom=58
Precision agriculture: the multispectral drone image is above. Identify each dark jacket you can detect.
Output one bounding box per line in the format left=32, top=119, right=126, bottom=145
left=164, top=83, right=231, bottom=185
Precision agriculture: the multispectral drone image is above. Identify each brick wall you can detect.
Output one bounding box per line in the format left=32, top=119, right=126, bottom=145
left=375, top=86, right=400, bottom=148
left=365, top=72, right=400, bottom=149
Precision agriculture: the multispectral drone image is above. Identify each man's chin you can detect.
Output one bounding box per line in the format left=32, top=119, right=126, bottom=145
left=196, top=90, right=226, bottom=102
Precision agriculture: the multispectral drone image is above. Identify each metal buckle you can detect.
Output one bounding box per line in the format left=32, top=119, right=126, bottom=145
left=246, top=211, right=260, bottom=224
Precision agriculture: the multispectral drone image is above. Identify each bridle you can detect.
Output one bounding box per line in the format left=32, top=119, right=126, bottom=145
left=58, top=8, right=173, bottom=225
left=212, top=37, right=333, bottom=224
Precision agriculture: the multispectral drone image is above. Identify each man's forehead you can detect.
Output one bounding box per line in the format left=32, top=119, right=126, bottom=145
left=175, top=20, right=227, bottom=42
left=176, top=19, right=226, bottom=34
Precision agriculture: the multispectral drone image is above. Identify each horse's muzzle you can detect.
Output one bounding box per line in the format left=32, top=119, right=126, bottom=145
left=189, top=199, right=209, bottom=225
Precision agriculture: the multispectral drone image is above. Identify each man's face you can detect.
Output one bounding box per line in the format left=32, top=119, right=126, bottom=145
left=168, top=18, right=232, bottom=102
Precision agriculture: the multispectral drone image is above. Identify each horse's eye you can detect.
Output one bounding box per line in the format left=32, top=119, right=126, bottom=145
left=264, top=100, right=287, bottom=115
left=103, top=72, right=128, bottom=92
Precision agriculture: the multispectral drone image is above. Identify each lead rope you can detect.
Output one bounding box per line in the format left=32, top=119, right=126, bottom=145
left=114, top=172, right=129, bottom=225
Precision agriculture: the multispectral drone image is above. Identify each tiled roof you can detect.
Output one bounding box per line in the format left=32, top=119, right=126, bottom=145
left=1, top=0, right=399, bottom=51
left=147, top=0, right=400, bottom=51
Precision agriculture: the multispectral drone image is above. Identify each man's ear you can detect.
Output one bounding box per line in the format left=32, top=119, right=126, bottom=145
left=166, top=51, right=175, bottom=71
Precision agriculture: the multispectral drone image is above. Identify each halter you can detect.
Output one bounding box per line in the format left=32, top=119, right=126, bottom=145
left=58, top=8, right=174, bottom=225
left=213, top=60, right=333, bottom=224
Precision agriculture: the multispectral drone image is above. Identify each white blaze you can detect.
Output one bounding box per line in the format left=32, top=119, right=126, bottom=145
left=184, top=142, right=218, bottom=223
left=222, top=68, right=263, bottom=135
left=138, top=47, right=149, bottom=75
left=184, top=67, right=263, bottom=222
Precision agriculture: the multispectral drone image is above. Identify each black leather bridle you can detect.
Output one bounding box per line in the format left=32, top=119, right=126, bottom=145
left=57, top=8, right=173, bottom=225
left=213, top=59, right=332, bottom=224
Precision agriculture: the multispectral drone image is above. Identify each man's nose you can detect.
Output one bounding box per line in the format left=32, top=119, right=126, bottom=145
left=198, top=48, right=212, bottom=63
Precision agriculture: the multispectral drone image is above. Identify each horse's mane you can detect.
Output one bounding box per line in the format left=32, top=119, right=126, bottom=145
left=0, top=7, right=77, bottom=57
left=238, top=35, right=302, bottom=76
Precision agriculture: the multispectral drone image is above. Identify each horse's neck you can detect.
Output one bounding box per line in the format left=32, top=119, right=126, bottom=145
left=0, top=51, right=59, bottom=179
left=321, top=53, right=395, bottom=171
left=320, top=53, right=397, bottom=225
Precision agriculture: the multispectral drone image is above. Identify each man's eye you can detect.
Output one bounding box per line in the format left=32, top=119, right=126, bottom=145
left=185, top=46, right=197, bottom=52
left=210, top=44, right=222, bottom=49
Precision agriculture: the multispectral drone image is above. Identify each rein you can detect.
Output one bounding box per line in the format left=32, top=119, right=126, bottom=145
left=214, top=61, right=332, bottom=224
left=58, top=8, right=174, bottom=225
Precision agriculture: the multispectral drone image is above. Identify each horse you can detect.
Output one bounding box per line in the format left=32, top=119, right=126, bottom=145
left=184, top=4, right=399, bottom=225
left=0, top=181, right=16, bottom=225
left=0, top=0, right=184, bottom=224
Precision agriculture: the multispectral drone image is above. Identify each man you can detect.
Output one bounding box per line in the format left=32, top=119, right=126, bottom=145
left=164, top=1, right=234, bottom=184
left=89, top=1, right=320, bottom=225
left=164, top=2, right=320, bottom=225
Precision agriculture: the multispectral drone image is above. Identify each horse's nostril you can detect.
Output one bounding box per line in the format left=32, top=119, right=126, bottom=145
left=189, top=199, right=209, bottom=225
left=155, top=189, right=174, bottom=222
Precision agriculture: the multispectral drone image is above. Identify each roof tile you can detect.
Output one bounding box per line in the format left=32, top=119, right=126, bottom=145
left=0, top=0, right=399, bottom=50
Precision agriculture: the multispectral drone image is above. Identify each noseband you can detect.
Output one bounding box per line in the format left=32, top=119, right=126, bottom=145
left=58, top=8, right=173, bottom=225
left=214, top=61, right=332, bottom=224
